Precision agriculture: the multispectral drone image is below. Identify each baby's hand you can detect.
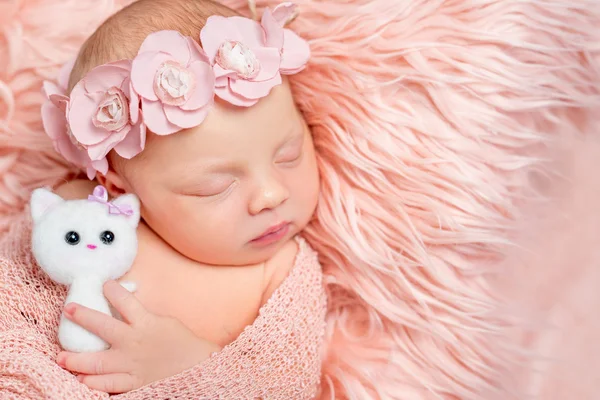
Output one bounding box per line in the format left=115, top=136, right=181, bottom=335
left=56, top=280, right=220, bottom=394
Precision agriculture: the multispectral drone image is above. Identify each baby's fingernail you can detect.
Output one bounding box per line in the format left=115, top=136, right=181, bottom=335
left=64, top=303, right=76, bottom=316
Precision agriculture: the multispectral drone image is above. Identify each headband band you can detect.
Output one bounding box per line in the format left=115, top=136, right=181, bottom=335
left=41, top=2, right=309, bottom=180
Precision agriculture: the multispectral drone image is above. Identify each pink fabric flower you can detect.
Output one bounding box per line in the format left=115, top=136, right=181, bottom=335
left=41, top=62, right=108, bottom=180
left=200, top=15, right=283, bottom=107
left=68, top=60, right=146, bottom=162
left=261, top=3, right=310, bottom=75
left=40, top=11, right=310, bottom=180
left=131, top=31, right=215, bottom=135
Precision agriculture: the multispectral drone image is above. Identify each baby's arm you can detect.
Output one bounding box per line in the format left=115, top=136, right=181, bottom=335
left=53, top=179, right=97, bottom=199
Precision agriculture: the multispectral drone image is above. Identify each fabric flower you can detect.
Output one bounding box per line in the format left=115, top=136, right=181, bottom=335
left=261, top=3, right=310, bottom=75
left=131, top=31, right=215, bottom=135
left=68, top=60, right=146, bottom=162
left=200, top=15, right=283, bottom=107
left=41, top=61, right=108, bottom=180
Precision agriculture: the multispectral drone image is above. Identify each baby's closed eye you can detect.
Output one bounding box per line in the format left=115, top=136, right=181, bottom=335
left=275, top=136, right=303, bottom=164
left=184, top=178, right=238, bottom=197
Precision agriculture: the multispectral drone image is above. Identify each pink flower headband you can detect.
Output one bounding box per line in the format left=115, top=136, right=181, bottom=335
left=41, top=3, right=309, bottom=180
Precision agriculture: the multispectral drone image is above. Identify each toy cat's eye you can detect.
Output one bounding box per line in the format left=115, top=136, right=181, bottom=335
left=100, top=231, right=115, bottom=245
left=64, top=231, right=80, bottom=245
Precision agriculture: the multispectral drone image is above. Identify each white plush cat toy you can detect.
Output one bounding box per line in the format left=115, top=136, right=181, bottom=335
left=30, top=185, right=140, bottom=353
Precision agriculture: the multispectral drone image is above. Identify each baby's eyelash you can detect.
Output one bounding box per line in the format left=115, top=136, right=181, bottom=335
left=194, top=180, right=238, bottom=199
left=276, top=148, right=303, bottom=164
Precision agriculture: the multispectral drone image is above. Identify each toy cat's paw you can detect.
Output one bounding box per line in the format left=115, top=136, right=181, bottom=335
left=120, top=281, right=137, bottom=293
left=59, top=317, right=109, bottom=353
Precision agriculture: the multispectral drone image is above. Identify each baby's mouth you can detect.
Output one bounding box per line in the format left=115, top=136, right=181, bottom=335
left=251, top=222, right=290, bottom=244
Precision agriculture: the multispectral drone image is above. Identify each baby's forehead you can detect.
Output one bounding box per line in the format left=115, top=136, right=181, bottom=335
left=136, top=80, right=301, bottom=165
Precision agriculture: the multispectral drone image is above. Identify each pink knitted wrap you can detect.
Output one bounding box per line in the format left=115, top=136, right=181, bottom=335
left=2, top=0, right=600, bottom=399
left=0, top=214, right=327, bottom=399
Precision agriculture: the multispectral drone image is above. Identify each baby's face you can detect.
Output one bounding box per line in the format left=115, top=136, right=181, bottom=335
left=117, top=79, right=320, bottom=265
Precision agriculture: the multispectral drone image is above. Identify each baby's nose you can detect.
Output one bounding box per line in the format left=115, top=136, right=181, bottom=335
left=87, top=244, right=97, bottom=250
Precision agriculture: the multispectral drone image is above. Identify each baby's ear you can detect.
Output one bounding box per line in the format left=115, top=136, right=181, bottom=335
left=112, top=193, right=141, bottom=228
left=30, top=188, right=64, bottom=223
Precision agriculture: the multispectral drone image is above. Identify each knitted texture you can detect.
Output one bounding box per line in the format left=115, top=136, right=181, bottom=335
left=2, top=0, right=600, bottom=399
left=0, top=213, right=327, bottom=400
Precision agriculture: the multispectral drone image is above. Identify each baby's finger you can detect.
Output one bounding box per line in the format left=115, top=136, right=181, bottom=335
left=78, top=373, right=143, bottom=394
left=57, top=350, right=132, bottom=375
left=103, top=280, right=148, bottom=325
left=63, top=302, right=130, bottom=344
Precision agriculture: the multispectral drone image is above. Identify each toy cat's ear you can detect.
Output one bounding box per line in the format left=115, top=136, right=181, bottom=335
left=112, top=194, right=141, bottom=228
left=30, top=188, right=64, bottom=223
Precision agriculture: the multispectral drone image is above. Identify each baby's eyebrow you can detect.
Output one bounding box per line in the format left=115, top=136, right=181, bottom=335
left=281, top=131, right=304, bottom=146
left=174, top=159, right=244, bottom=182
left=276, top=125, right=304, bottom=148
left=172, top=168, right=237, bottom=192
left=172, top=123, right=303, bottom=181
left=200, top=160, right=245, bottom=174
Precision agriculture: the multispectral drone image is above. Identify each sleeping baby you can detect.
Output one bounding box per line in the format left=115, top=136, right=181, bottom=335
left=36, top=0, right=327, bottom=397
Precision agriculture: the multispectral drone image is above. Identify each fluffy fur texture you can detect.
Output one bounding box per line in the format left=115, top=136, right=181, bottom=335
left=30, top=188, right=140, bottom=352
left=489, top=134, right=600, bottom=400
left=1, top=0, right=599, bottom=398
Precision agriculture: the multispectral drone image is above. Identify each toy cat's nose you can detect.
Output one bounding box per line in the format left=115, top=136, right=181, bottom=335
left=87, top=244, right=97, bottom=250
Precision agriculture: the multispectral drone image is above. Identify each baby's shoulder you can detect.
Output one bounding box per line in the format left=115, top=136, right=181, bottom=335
left=260, top=238, right=300, bottom=306
left=54, top=179, right=97, bottom=199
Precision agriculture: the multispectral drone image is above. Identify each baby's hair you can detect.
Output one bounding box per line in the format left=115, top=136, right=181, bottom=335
left=67, top=0, right=241, bottom=173
left=68, top=0, right=240, bottom=93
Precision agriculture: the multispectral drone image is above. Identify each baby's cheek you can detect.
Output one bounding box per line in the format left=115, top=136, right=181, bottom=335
left=292, top=166, right=320, bottom=224
left=190, top=208, right=239, bottom=246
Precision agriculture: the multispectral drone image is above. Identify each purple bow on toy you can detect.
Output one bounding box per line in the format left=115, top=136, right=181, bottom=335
left=87, top=185, right=134, bottom=216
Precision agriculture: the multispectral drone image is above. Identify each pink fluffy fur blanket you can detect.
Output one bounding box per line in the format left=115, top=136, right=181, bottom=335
left=1, top=0, right=600, bottom=398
